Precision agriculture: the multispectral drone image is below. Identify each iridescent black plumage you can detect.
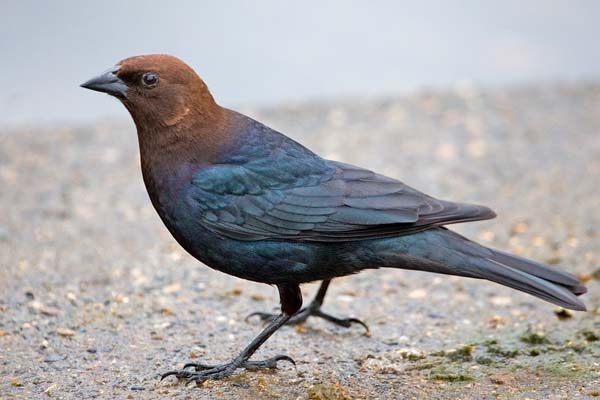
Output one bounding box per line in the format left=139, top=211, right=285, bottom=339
left=82, top=54, right=587, bottom=385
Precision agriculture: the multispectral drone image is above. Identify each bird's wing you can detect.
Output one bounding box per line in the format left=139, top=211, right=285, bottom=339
left=188, top=153, right=496, bottom=242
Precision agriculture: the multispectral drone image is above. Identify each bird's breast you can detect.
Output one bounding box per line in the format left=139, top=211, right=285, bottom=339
left=142, top=160, right=199, bottom=222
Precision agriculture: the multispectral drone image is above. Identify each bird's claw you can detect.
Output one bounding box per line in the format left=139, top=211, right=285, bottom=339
left=161, top=368, right=197, bottom=381
left=244, top=311, right=278, bottom=323
left=329, top=316, right=369, bottom=333
left=243, top=354, right=296, bottom=370
left=246, top=304, right=369, bottom=333
left=161, top=354, right=295, bottom=384
left=182, top=361, right=214, bottom=370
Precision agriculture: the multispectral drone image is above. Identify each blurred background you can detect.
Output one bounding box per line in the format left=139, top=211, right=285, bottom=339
left=2, top=2, right=599, bottom=399
left=1, top=0, right=600, bottom=125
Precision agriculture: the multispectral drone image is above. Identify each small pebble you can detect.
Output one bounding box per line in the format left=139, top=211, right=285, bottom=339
left=57, top=328, right=75, bottom=337
left=554, top=308, right=573, bottom=320
left=44, top=354, right=65, bottom=363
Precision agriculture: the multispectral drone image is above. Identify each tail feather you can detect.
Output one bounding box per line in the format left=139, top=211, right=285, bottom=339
left=488, top=248, right=587, bottom=296
left=478, top=257, right=586, bottom=311
left=416, top=229, right=588, bottom=311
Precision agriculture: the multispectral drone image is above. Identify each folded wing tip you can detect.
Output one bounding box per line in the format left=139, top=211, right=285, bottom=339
left=486, top=208, right=498, bottom=219
left=572, top=282, right=588, bottom=296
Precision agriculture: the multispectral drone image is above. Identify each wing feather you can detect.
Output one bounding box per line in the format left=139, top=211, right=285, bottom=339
left=187, top=138, right=496, bottom=242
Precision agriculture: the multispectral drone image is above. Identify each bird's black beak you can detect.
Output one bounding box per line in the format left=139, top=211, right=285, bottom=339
left=80, top=66, right=128, bottom=98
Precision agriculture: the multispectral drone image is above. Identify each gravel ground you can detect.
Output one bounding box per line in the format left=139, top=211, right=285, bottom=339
left=1, top=83, right=599, bottom=399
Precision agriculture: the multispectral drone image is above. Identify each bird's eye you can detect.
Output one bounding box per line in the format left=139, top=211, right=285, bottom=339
left=142, top=72, right=158, bottom=87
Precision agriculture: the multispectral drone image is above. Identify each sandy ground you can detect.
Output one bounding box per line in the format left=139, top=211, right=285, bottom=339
left=1, top=84, right=599, bottom=399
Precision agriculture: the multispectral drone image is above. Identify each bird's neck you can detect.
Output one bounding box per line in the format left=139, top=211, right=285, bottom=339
left=137, top=104, right=228, bottom=172
left=135, top=107, right=248, bottom=210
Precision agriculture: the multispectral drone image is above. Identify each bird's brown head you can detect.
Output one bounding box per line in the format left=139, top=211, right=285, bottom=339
left=81, top=54, right=222, bottom=131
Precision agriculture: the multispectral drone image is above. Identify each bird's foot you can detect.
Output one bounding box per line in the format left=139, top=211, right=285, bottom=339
left=246, top=302, right=369, bottom=333
left=160, top=355, right=295, bottom=385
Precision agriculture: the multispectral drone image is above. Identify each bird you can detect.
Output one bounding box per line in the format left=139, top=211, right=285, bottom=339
left=81, top=54, right=587, bottom=385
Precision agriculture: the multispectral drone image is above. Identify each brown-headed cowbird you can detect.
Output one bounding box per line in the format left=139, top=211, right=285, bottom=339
left=81, top=55, right=587, bottom=384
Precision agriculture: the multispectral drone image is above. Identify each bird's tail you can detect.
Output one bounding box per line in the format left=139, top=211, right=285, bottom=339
left=400, top=228, right=587, bottom=311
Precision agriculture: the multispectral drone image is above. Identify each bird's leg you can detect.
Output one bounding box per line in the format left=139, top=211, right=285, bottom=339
left=161, top=283, right=302, bottom=385
left=246, top=279, right=369, bottom=332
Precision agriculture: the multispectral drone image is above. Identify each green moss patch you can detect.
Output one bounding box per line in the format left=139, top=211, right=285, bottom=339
left=520, top=329, right=549, bottom=345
